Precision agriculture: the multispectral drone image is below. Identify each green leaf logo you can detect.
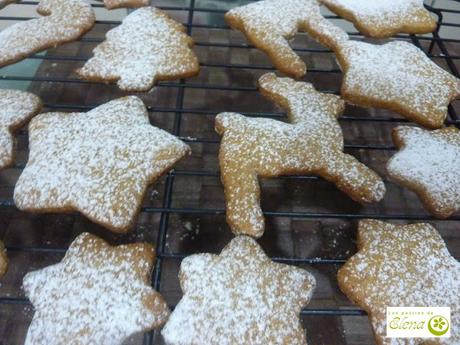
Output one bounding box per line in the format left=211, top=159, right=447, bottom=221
left=428, top=316, right=450, bottom=336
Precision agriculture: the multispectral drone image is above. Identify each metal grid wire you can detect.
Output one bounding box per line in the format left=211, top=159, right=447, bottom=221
left=0, top=0, right=459, bottom=344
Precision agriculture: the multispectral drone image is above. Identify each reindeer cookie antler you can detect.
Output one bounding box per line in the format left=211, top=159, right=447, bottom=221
left=225, top=0, right=348, bottom=78
left=0, top=0, right=95, bottom=68
left=216, top=73, right=385, bottom=238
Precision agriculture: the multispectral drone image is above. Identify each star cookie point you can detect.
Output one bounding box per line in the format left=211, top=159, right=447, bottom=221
left=14, top=96, right=190, bottom=233
left=24, top=232, right=170, bottom=345
left=162, top=235, right=316, bottom=345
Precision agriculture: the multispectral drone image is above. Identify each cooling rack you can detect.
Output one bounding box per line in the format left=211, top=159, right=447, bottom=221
left=0, top=0, right=459, bottom=344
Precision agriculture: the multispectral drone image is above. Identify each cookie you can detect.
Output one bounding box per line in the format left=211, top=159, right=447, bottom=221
left=0, top=0, right=95, bottom=68
left=0, top=0, right=16, bottom=9
left=320, top=0, right=437, bottom=38
left=0, top=89, right=42, bottom=170
left=162, top=235, right=316, bottom=345
left=23, top=232, right=170, bottom=345
left=76, top=7, right=199, bottom=92
left=387, top=126, right=460, bottom=218
left=215, top=73, right=385, bottom=238
left=98, top=0, right=148, bottom=10
left=225, top=0, right=348, bottom=78
left=333, top=38, right=460, bottom=129
left=338, top=219, right=460, bottom=345
left=14, top=96, right=190, bottom=233
left=0, top=240, right=7, bottom=278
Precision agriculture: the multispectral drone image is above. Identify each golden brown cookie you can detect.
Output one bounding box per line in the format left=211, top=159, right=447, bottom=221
left=330, top=37, right=460, bottom=129
left=23, top=232, right=170, bottom=345
left=97, top=0, right=148, bottom=10
left=225, top=0, right=348, bottom=78
left=0, top=0, right=16, bottom=9
left=14, top=96, right=190, bottom=233
left=338, top=219, right=460, bottom=345
left=0, top=0, right=95, bottom=68
left=0, top=89, right=42, bottom=170
left=215, top=73, right=385, bottom=238
left=76, top=7, right=199, bottom=92
left=387, top=126, right=460, bottom=218
left=320, top=0, right=437, bottom=38
left=0, top=240, right=7, bottom=278
left=162, top=235, right=316, bottom=345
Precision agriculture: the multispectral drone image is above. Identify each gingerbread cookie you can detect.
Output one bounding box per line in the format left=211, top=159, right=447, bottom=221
left=225, top=0, right=348, bottom=78
left=0, top=0, right=16, bottom=9
left=320, top=0, right=437, bottom=38
left=77, top=7, right=199, bottom=92
left=333, top=39, right=460, bottom=129
left=387, top=126, right=460, bottom=218
left=162, top=235, right=316, bottom=345
left=0, top=0, right=95, bottom=68
left=0, top=90, right=42, bottom=170
left=23, top=232, right=170, bottom=345
left=14, top=96, right=190, bottom=233
left=216, top=73, right=385, bottom=238
left=98, top=0, right=149, bottom=10
left=0, top=240, right=7, bottom=278
left=338, top=219, right=460, bottom=345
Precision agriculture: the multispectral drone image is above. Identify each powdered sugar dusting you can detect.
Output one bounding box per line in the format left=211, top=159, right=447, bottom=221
left=387, top=126, right=460, bottom=218
left=0, top=0, right=95, bottom=67
left=338, top=40, right=460, bottom=129
left=215, top=73, right=385, bottom=237
left=162, top=236, right=316, bottom=345
left=225, top=0, right=348, bottom=78
left=23, top=232, right=170, bottom=345
left=0, top=89, right=41, bottom=170
left=77, top=7, right=199, bottom=91
left=338, top=220, right=460, bottom=345
left=321, top=0, right=436, bottom=37
left=98, top=0, right=148, bottom=10
left=14, top=96, right=190, bottom=233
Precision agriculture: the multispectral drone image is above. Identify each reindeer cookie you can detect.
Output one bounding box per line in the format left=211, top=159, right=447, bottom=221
left=225, top=0, right=348, bottom=78
left=0, top=90, right=42, bottom=170
left=98, top=0, right=148, bottom=10
left=331, top=36, right=460, bottom=129
left=0, top=240, right=7, bottom=278
left=338, top=220, right=460, bottom=345
left=216, top=73, right=385, bottom=238
left=77, top=7, right=199, bottom=92
left=320, top=0, right=437, bottom=38
left=14, top=96, right=190, bottom=233
left=0, top=0, right=95, bottom=68
left=24, top=232, right=170, bottom=345
left=162, top=236, right=316, bottom=345
left=387, top=126, right=460, bottom=218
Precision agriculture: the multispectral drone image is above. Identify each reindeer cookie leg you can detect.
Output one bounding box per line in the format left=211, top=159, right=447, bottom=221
left=324, top=153, right=386, bottom=203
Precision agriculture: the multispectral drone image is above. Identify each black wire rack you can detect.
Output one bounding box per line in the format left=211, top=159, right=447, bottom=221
left=0, top=0, right=459, bottom=344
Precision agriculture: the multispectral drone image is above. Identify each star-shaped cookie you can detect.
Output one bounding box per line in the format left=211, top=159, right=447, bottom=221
left=97, top=0, right=148, bottom=10
left=335, top=40, right=460, bottom=129
left=23, top=232, right=170, bottom=345
left=387, top=126, right=460, bottom=218
left=225, top=0, right=348, bottom=78
left=320, top=0, right=437, bottom=38
left=0, top=0, right=95, bottom=68
left=338, top=219, right=460, bottom=345
left=77, top=7, right=199, bottom=92
left=0, top=240, right=7, bottom=278
left=162, top=235, right=316, bottom=345
left=14, top=96, right=190, bottom=233
left=216, top=73, right=385, bottom=238
left=0, top=89, right=42, bottom=170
